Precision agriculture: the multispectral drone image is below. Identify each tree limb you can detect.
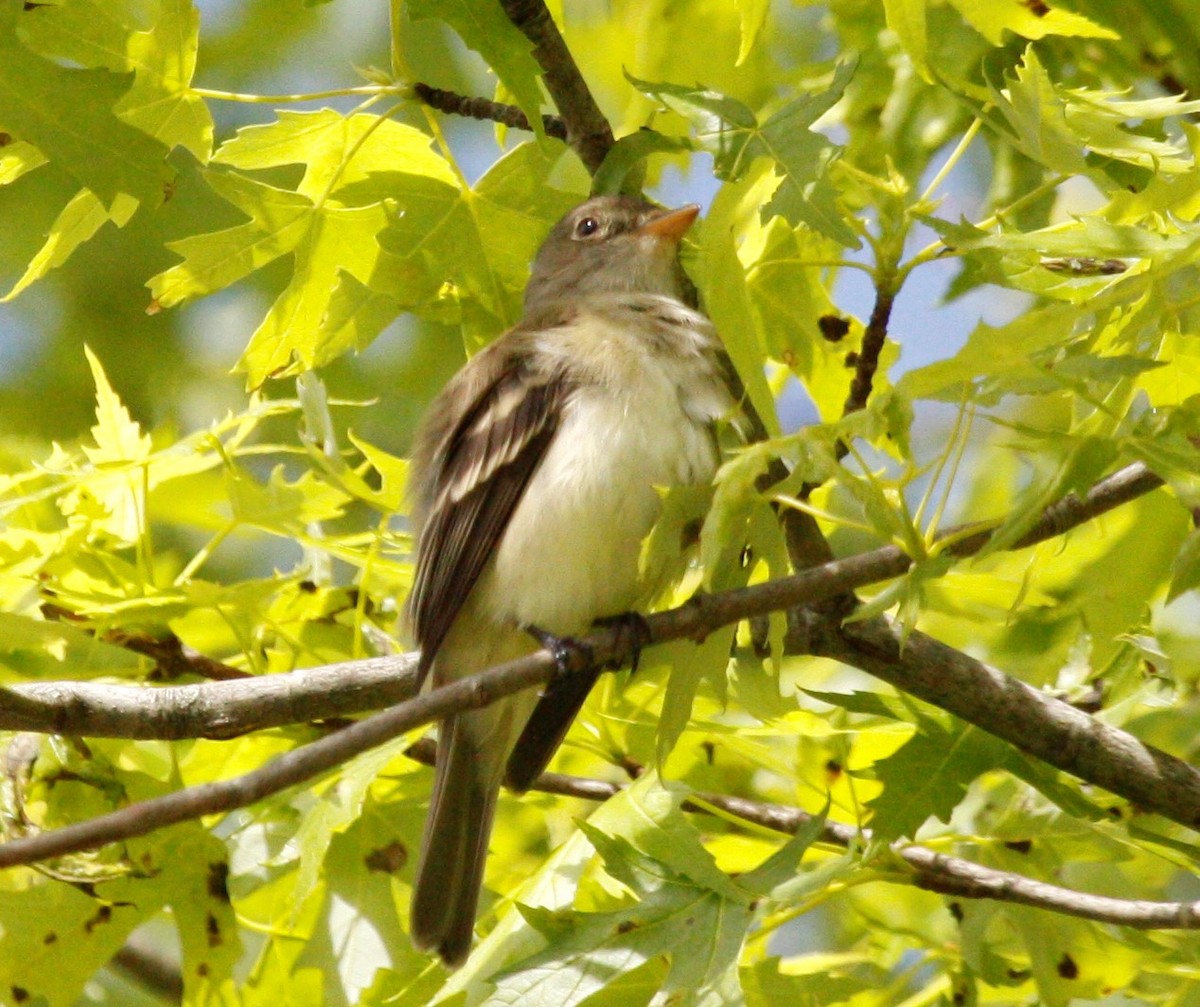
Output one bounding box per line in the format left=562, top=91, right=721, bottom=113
left=0, top=464, right=1162, bottom=739
left=0, top=461, right=1185, bottom=870
left=0, top=649, right=559, bottom=869
left=498, top=0, right=614, bottom=172
left=406, top=737, right=1200, bottom=930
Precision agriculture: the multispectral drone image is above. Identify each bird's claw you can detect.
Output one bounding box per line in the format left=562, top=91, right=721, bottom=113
left=592, top=612, right=652, bottom=672
left=526, top=625, right=594, bottom=679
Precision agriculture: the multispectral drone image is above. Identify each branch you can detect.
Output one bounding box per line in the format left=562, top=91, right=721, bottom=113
left=0, top=653, right=419, bottom=739
left=413, top=82, right=567, bottom=141
left=404, top=738, right=1200, bottom=930
left=0, top=649, right=559, bottom=869
left=0, top=463, right=1164, bottom=738
left=110, top=939, right=183, bottom=1003
left=0, top=462, right=1182, bottom=869
left=498, top=0, right=614, bottom=172
left=841, top=283, right=897, bottom=425
left=795, top=613, right=1200, bottom=828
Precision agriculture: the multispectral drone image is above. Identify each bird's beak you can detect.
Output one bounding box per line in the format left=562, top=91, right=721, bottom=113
left=637, top=204, right=700, bottom=243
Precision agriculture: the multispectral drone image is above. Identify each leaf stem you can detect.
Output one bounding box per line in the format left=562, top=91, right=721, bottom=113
left=919, top=114, right=985, bottom=203
left=192, top=85, right=404, bottom=104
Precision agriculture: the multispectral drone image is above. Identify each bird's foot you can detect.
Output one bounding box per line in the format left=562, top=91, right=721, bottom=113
left=526, top=625, right=594, bottom=680
left=592, top=612, right=652, bottom=672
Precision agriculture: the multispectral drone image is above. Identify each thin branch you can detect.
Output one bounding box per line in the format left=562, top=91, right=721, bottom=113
left=403, top=738, right=1200, bottom=930
left=110, top=940, right=183, bottom=1003
left=841, top=284, right=897, bottom=426
left=413, top=83, right=567, bottom=140
left=498, top=0, right=614, bottom=172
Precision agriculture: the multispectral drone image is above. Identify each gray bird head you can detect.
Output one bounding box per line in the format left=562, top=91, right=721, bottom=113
left=524, top=195, right=700, bottom=310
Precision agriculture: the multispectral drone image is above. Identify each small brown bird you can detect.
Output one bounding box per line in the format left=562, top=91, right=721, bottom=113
left=407, top=194, right=735, bottom=967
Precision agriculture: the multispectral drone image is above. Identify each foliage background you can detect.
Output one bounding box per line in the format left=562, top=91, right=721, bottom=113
left=1, top=0, right=1200, bottom=1005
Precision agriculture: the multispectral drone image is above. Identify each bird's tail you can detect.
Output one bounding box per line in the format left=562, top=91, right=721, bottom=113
left=410, top=713, right=499, bottom=969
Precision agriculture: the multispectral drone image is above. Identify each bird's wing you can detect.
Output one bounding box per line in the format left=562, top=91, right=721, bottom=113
left=408, top=335, right=572, bottom=682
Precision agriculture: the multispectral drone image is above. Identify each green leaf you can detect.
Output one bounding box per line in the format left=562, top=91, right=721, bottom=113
left=737, top=802, right=827, bottom=895
left=2, top=190, right=138, bottom=302
left=733, top=0, right=770, bottom=66
left=948, top=0, right=1117, bottom=44
left=0, top=22, right=170, bottom=205
left=742, top=956, right=885, bottom=1007
left=0, top=611, right=143, bottom=679
left=0, top=137, right=47, bottom=185
left=695, top=175, right=781, bottom=440
left=1168, top=526, right=1200, bottom=602
left=148, top=170, right=314, bottom=311
left=489, top=777, right=753, bottom=1005
left=868, top=723, right=1007, bottom=840
left=375, top=140, right=584, bottom=346
left=592, top=128, right=693, bottom=196
left=85, top=346, right=152, bottom=465
left=883, top=0, right=928, bottom=80
left=988, top=47, right=1200, bottom=181
left=628, top=66, right=859, bottom=246
left=407, top=0, right=546, bottom=141
left=226, top=465, right=348, bottom=531
left=20, top=0, right=212, bottom=158
left=212, top=108, right=457, bottom=201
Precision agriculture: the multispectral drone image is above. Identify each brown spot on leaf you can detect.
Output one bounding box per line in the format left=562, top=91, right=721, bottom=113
left=825, top=758, right=842, bottom=781
left=844, top=351, right=859, bottom=368
left=43, top=932, right=57, bottom=944
left=197, top=962, right=209, bottom=978
left=1057, top=953, right=1078, bottom=979
left=616, top=920, right=637, bottom=934
left=948, top=901, right=963, bottom=922
left=84, top=905, right=112, bottom=933
left=365, top=841, right=408, bottom=874
left=0, top=132, right=11, bottom=147
left=818, top=315, right=850, bottom=342
left=207, top=861, right=230, bottom=902
left=12, top=987, right=29, bottom=1003
left=1024, top=0, right=1049, bottom=14
left=206, top=911, right=222, bottom=948
left=1003, top=839, right=1032, bottom=854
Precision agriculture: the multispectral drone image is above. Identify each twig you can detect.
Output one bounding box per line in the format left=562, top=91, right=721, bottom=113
left=404, top=738, right=1200, bottom=930
left=794, top=611, right=1200, bottom=828
left=111, top=940, right=183, bottom=1003
left=841, top=284, right=897, bottom=424
left=413, top=83, right=567, bottom=140
left=498, top=0, right=614, bottom=172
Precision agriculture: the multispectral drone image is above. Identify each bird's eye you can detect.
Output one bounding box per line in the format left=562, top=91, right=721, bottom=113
left=574, top=216, right=600, bottom=238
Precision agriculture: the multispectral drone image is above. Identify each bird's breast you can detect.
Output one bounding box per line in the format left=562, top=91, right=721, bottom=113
left=478, top=306, right=730, bottom=634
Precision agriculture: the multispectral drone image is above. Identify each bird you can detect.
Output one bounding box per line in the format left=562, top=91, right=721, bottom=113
left=406, top=194, right=738, bottom=968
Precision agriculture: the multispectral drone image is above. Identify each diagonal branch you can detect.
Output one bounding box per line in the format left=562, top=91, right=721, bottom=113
left=0, top=649, right=558, bottom=869
left=0, top=463, right=1189, bottom=871
left=400, top=741, right=1200, bottom=931
left=0, top=463, right=1163, bottom=741
left=498, top=0, right=614, bottom=172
